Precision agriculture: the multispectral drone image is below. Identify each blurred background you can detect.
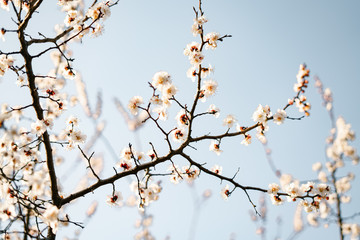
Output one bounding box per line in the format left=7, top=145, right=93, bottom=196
left=0, top=0, right=359, bottom=239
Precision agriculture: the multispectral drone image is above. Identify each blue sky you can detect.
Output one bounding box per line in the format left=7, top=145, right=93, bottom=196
left=1, top=0, right=360, bottom=239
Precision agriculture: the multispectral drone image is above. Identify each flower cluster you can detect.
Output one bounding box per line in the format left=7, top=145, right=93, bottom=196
left=151, top=71, right=177, bottom=100
left=130, top=180, right=162, bottom=209
left=62, top=1, right=111, bottom=38
left=173, top=109, right=191, bottom=142
left=304, top=114, right=359, bottom=230
left=37, top=75, right=68, bottom=118
left=115, top=146, right=149, bottom=172
left=0, top=181, right=17, bottom=222
left=0, top=55, right=14, bottom=77
left=293, top=64, right=310, bottom=92
left=294, top=95, right=311, bottom=116
left=315, top=76, right=333, bottom=111
left=168, top=164, right=200, bottom=184
left=252, top=104, right=271, bottom=124
left=251, top=104, right=272, bottom=145
left=185, top=16, right=220, bottom=104
left=40, top=205, right=60, bottom=234
left=134, top=214, right=155, bottom=240
left=57, top=0, right=112, bottom=46
left=64, top=10, right=81, bottom=27
left=62, top=116, right=87, bottom=150
left=191, top=15, right=207, bottom=36
left=342, top=223, right=360, bottom=240
left=116, top=147, right=135, bottom=171
left=326, top=117, right=359, bottom=165
left=0, top=114, right=57, bottom=205
left=86, top=2, right=111, bottom=21
left=267, top=181, right=331, bottom=207
left=128, top=71, right=178, bottom=124
left=291, top=64, right=311, bottom=116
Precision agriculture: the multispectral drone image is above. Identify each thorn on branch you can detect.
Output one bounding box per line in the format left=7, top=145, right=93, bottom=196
left=286, top=116, right=305, bottom=121
left=218, top=34, right=232, bottom=42
left=232, top=168, right=240, bottom=180
left=243, top=189, right=260, bottom=216
left=149, top=142, right=158, bottom=161
left=78, top=146, right=101, bottom=181
left=38, top=32, right=46, bottom=39
left=111, top=182, right=116, bottom=196
left=188, top=144, right=197, bottom=151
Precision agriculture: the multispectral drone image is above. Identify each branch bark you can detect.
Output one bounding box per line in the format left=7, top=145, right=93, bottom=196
left=18, top=0, right=61, bottom=228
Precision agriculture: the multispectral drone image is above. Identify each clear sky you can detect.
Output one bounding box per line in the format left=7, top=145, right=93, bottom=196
left=0, top=0, right=359, bottom=239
